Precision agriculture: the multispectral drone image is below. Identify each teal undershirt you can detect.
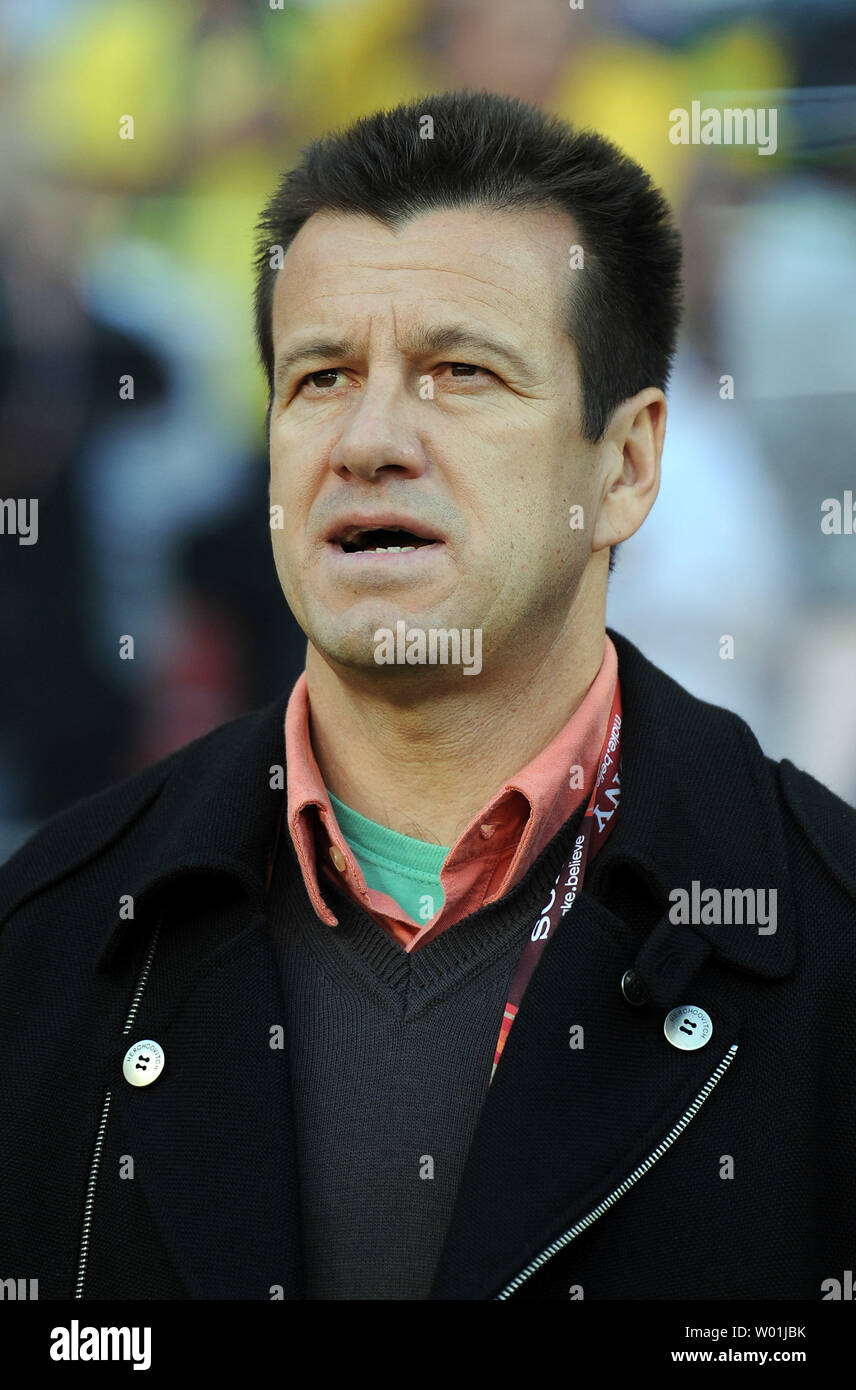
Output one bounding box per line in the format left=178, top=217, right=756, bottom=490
left=326, top=788, right=449, bottom=925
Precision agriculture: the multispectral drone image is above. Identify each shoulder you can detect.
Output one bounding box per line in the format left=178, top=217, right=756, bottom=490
left=0, top=701, right=282, bottom=929
left=774, top=757, right=856, bottom=904
left=608, top=626, right=856, bottom=906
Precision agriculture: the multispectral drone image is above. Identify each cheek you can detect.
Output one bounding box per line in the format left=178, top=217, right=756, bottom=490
left=268, top=426, right=293, bottom=480
left=268, top=434, right=313, bottom=510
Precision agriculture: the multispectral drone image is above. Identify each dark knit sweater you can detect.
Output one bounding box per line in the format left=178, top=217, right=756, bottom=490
left=266, top=797, right=586, bottom=1299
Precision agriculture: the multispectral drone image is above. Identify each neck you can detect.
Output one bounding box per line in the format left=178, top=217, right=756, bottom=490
left=304, top=617, right=606, bottom=846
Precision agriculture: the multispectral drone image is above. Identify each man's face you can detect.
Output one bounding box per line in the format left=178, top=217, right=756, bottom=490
left=268, top=203, right=604, bottom=683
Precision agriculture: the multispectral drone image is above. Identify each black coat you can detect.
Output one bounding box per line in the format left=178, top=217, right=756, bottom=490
left=1, top=629, right=854, bottom=1300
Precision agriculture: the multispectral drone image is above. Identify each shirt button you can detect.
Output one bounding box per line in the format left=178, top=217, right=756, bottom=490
left=479, top=824, right=497, bottom=840
left=122, top=1039, right=165, bottom=1087
left=329, top=844, right=347, bottom=872
left=664, top=1006, right=713, bottom=1051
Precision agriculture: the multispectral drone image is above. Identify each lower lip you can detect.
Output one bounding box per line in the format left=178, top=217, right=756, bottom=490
left=324, top=541, right=447, bottom=569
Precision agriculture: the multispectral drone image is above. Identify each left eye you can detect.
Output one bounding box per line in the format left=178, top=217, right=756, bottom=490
left=446, top=363, right=486, bottom=377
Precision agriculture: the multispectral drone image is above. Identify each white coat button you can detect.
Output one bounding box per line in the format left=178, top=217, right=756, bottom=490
left=122, top=1039, right=165, bottom=1086
left=664, top=1006, right=713, bottom=1051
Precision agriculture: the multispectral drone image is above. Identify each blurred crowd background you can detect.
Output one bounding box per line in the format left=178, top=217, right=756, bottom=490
left=1, top=0, right=855, bottom=861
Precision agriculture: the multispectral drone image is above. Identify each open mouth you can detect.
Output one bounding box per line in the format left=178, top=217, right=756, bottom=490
left=334, top=527, right=440, bottom=554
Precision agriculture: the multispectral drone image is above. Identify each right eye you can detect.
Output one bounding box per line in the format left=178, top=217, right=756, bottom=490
left=300, top=369, right=345, bottom=391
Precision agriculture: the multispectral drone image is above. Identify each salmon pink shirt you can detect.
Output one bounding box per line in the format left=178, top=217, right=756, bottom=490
left=284, top=633, right=619, bottom=951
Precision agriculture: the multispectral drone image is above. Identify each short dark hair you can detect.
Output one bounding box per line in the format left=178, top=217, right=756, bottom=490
left=253, top=89, right=683, bottom=575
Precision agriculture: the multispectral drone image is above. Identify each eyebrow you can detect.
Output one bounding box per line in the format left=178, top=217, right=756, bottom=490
left=272, top=324, right=532, bottom=393
left=273, top=339, right=359, bottom=394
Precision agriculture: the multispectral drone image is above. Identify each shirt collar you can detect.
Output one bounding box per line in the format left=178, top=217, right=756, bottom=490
left=285, top=635, right=618, bottom=926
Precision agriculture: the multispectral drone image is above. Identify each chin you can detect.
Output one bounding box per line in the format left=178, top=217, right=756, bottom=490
left=305, top=613, right=393, bottom=669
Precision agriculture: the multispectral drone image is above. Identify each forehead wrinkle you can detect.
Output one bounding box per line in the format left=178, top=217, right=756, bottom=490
left=280, top=285, right=554, bottom=346
left=286, top=203, right=576, bottom=288
left=287, top=261, right=526, bottom=308
left=430, top=289, right=555, bottom=335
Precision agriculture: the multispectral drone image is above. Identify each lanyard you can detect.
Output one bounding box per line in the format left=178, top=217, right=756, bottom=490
left=490, top=680, right=623, bottom=1083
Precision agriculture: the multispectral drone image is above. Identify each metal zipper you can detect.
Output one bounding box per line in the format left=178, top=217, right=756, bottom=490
left=73, top=920, right=162, bottom=1299
left=495, top=1042, right=739, bottom=1300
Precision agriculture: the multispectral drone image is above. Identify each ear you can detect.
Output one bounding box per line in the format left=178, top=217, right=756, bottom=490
left=591, top=388, right=666, bottom=553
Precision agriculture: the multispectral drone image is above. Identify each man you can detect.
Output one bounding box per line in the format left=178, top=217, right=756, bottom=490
left=1, top=91, right=854, bottom=1302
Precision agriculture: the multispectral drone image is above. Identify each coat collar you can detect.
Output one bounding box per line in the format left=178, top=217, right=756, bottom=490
left=122, top=696, right=287, bottom=911
left=591, top=628, right=795, bottom=983
left=94, top=697, right=289, bottom=969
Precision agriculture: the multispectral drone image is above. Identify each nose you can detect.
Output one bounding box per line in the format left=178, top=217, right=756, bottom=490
left=327, top=376, right=427, bottom=482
